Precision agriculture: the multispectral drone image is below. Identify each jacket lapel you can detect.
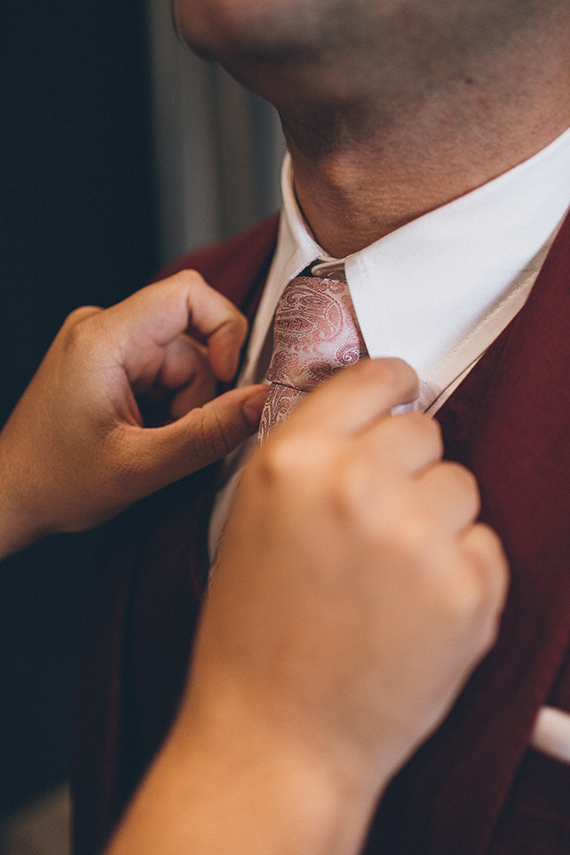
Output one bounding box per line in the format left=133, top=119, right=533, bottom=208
left=370, top=210, right=570, bottom=854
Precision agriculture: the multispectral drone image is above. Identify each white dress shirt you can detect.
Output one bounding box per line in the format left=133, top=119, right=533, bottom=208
left=209, top=125, right=570, bottom=559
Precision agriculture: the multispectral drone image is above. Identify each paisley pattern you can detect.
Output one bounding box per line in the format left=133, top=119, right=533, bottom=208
left=258, top=276, right=368, bottom=442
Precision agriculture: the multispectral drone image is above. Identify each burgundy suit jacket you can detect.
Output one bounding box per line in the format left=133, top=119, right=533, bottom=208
left=74, top=209, right=570, bottom=855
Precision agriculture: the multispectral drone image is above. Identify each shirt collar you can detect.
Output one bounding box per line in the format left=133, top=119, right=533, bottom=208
left=240, top=127, right=570, bottom=395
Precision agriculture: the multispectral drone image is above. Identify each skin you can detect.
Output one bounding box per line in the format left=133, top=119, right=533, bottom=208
left=107, top=360, right=508, bottom=855
left=7, top=1, right=550, bottom=851
left=0, top=271, right=268, bottom=559
left=103, top=0, right=563, bottom=850
left=0, top=284, right=507, bottom=853
left=175, top=0, right=570, bottom=254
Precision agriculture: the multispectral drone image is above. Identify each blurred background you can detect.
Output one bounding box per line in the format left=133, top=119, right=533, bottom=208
left=0, top=1, right=285, bottom=851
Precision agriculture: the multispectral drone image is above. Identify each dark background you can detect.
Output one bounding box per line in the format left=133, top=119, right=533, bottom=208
left=0, top=0, right=159, bottom=816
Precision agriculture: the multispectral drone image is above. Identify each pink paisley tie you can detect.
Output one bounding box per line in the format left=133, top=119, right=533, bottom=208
left=258, top=276, right=368, bottom=443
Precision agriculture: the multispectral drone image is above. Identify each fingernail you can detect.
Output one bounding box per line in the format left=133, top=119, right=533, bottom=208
left=241, top=386, right=269, bottom=428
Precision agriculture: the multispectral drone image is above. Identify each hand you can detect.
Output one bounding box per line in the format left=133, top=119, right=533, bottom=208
left=0, top=271, right=268, bottom=558
left=107, top=358, right=508, bottom=855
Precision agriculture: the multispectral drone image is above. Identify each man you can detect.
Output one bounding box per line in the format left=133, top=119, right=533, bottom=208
left=75, top=1, right=570, bottom=853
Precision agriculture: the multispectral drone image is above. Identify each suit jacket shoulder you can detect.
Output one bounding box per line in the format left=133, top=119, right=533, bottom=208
left=155, top=213, right=280, bottom=320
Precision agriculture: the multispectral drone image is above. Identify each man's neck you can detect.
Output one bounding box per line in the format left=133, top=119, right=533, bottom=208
left=285, top=97, right=570, bottom=258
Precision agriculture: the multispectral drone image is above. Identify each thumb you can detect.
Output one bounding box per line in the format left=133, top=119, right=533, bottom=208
left=121, top=385, right=269, bottom=496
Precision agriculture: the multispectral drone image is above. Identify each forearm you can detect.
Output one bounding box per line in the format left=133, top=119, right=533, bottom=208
left=106, top=359, right=508, bottom=855
left=106, top=708, right=382, bottom=855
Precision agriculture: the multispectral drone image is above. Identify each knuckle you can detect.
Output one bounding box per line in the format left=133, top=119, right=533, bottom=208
left=234, top=310, right=249, bottom=337
left=257, top=431, right=306, bottom=483
left=434, top=565, right=491, bottom=647
left=365, top=501, right=434, bottom=563
left=467, top=523, right=509, bottom=580
left=189, top=408, right=233, bottom=463
left=444, top=460, right=480, bottom=498
left=62, top=305, right=101, bottom=333
left=59, top=307, right=101, bottom=353
left=422, top=411, right=443, bottom=441
left=450, top=525, right=509, bottom=626
left=170, top=267, right=203, bottom=288
left=415, top=412, right=444, bottom=456
left=395, top=409, right=442, bottom=446
left=419, top=461, right=481, bottom=523
left=328, top=457, right=367, bottom=519
left=210, top=410, right=233, bottom=457
left=256, top=428, right=330, bottom=500
left=370, top=356, right=417, bottom=395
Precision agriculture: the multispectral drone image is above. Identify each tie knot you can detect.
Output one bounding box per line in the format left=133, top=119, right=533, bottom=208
left=258, top=276, right=368, bottom=442
left=267, top=276, right=366, bottom=390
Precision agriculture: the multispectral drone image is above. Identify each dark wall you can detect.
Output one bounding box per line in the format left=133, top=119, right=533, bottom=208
left=0, top=0, right=159, bottom=814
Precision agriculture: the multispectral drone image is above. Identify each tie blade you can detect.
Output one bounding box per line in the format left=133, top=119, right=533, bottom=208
left=258, top=275, right=367, bottom=442
left=258, top=383, right=308, bottom=445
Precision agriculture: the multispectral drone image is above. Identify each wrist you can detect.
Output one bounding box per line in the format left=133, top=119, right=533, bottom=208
left=109, top=693, right=384, bottom=855
left=170, top=691, right=386, bottom=855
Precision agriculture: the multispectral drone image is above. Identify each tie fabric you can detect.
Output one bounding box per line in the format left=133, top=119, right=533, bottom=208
left=258, top=275, right=368, bottom=443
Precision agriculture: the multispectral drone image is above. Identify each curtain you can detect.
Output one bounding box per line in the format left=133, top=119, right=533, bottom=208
left=148, top=0, right=286, bottom=265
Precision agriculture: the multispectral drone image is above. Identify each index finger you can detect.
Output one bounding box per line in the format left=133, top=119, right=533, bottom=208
left=110, top=271, right=249, bottom=381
